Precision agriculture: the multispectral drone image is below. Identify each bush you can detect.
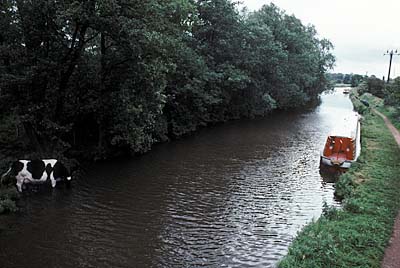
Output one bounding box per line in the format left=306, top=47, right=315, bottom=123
left=334, top=173, right=355, bottom=200
left=0, top=187, right=19, bottom=214
left=0, top=199, right=18, bottom=214
left=366, top=76, right=385, bottom=98
left=384, top=77, right=400, bottom=107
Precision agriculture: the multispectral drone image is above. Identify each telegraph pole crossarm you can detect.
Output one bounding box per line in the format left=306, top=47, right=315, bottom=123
left=384, top=49, right=400, bottom=83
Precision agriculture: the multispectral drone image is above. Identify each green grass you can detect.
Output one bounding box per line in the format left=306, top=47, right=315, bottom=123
left=279, top=92, right=400, bottom=267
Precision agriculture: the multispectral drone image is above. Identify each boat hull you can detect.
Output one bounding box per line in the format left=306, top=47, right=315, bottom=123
left=320, top=155, right=352, bottom=169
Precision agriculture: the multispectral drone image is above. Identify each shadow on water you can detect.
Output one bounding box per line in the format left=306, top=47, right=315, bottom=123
left=319, top=163, right=342, bottom=183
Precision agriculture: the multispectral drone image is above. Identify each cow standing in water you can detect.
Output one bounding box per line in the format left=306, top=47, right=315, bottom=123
left=1, top=159, right=72, bottom=192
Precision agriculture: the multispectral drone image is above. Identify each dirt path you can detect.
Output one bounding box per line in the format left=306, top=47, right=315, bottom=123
left=373, top=109, right=400, bottom=268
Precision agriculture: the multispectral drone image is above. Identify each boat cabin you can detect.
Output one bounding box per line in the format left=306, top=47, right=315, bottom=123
left=323, top=136, right=355, bottom=164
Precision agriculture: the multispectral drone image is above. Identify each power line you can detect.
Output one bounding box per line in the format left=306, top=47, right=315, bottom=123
left=384, top=49, right=400, bottom=83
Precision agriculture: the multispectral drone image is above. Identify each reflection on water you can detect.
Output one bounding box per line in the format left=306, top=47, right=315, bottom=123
left=0, top=88, right=354, bottom=268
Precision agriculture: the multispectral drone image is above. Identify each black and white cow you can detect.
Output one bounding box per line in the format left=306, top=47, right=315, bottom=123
left=1, top=159, right=71, bottom=192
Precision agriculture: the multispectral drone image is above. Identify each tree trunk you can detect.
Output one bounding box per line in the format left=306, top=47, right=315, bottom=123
left=22, top=121, right=43, bottom=155
left=54, top=24, right=88, bottom=120
left=97, top=32, right=108, bottom=152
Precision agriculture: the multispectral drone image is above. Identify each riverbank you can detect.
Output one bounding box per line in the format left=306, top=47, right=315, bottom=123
left=335, top=83, right=352, bottom=88
left=279, top=91, right=400, bottom=267
left=0, top=187, right=18, bottom=214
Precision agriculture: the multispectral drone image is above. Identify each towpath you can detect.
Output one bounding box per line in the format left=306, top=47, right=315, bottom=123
left=374, top=109, right=400, bottom=268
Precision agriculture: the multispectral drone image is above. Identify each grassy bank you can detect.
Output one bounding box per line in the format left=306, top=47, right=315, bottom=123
left=279, top=93, right=400, bottom=267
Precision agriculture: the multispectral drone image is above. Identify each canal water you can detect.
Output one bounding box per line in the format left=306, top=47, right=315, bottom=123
left=0, top=88, right=354, bottom=268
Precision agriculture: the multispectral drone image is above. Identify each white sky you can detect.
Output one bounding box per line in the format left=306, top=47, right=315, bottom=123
left=241, top=0, right=400, bottom=78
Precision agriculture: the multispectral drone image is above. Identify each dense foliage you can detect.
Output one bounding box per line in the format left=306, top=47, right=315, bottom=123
left=353, top=74, right=400, bottom=113
left=0, top=0, right=334, bottom=164
left=357, top=76, right=400, bottom=131
left=356, top=75, right=400, bottom=123
left=384, top=77, right=400, bottom=107
left=328, top=73, right=365, bottom=87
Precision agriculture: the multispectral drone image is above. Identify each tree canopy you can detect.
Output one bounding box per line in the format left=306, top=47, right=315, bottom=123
left=0, top=0, right=334, bottom=163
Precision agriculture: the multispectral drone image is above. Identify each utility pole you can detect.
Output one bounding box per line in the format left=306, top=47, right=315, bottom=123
left=384, top=49, right=400, bottom=83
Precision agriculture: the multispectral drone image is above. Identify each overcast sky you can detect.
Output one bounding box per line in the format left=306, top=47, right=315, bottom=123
left=241, top=0, right=400, bottom=78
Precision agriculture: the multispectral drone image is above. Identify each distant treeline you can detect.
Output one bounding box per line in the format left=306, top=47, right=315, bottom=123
left=0, top=0, right=334, bottom=163
left=328, top=73, right=365, bottom=87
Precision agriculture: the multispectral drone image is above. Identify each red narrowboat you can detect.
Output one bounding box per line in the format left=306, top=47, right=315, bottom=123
left=320, top=114, right=361, bottom=169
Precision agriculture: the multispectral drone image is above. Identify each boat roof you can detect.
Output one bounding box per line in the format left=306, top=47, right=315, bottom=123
left=329, top=113, right=360, bottom=139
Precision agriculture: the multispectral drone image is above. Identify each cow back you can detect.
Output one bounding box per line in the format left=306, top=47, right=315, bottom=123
left=26, top=160, right=46, bottom=180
